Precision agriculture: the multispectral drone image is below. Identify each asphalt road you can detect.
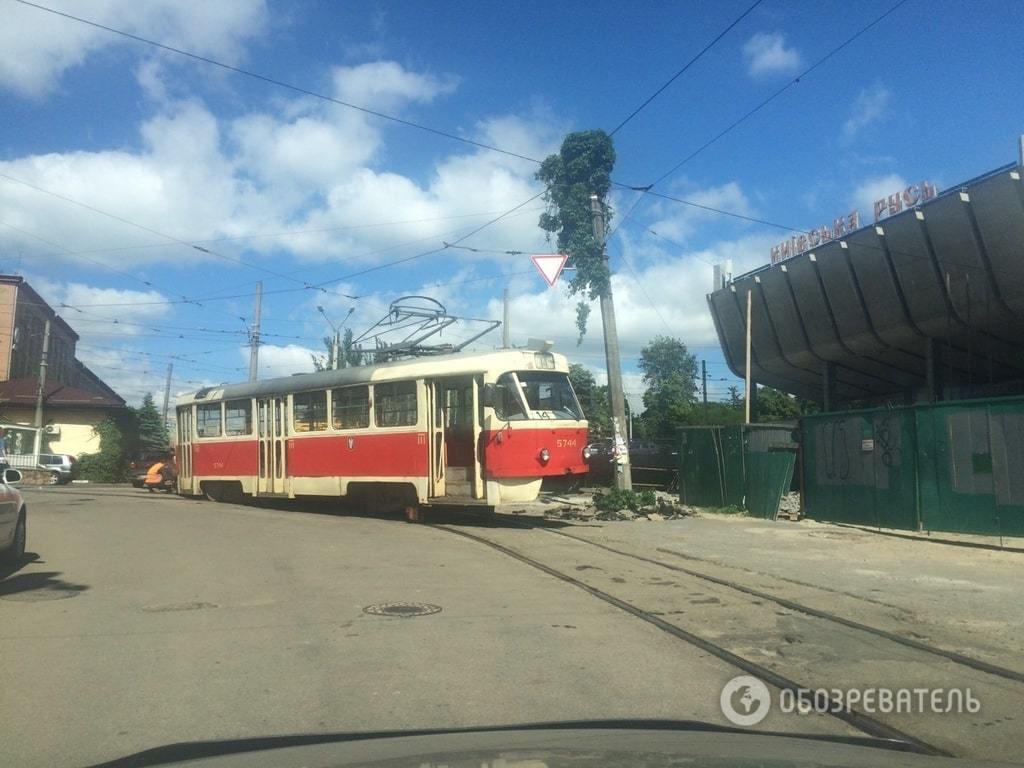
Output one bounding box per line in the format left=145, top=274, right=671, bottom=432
left=1, top=486, right=854, bottom=768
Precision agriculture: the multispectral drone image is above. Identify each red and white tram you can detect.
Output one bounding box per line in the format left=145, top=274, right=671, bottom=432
left=175, top=347, right=589, bottom=514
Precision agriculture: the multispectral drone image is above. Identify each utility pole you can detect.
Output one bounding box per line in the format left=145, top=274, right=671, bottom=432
left=161, top=363, right=173, bottom=427
left=502, top=287, right=511, bottom=348
left=331, top=330, right=340, bottom=370
left=33, top=319, right=51, bottom=430
left=744, top=289, right=753, bottom=424
left=248, top=281, right=262, bottom=383
left=590, top=194, right=632, bottom=490
left=701, top=359, right=708, bottom=419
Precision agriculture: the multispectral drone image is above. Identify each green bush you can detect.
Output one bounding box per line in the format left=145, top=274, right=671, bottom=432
left=594, top=488, right=658, bottom=513
left=76, top=418, right=128, bottom=483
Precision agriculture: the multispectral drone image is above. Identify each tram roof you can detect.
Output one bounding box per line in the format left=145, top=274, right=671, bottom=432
left=176, top=347, right=570, bottom=406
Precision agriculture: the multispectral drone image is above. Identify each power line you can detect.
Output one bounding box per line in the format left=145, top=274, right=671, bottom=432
left=604, top=0, right=909, bottom=245
left=648, top=0, right=910, bottom=187
left=609, top=0, right=764, bottom=136
left=13, top=0, right=543, bottom=165
left=0, top=172, right=335, bottom=294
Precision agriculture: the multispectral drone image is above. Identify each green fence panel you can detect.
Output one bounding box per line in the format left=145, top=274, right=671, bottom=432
left=679, top=428, right=725, bottom=506
left=745, top=447, right=797, bottom=520
left=917, top=400, right=1024, bottom=536
left=678, top=426, right=745, bottom=507
left=801, top=408, right=918, bottom=530
left=719, top=426, right=745, bottom=508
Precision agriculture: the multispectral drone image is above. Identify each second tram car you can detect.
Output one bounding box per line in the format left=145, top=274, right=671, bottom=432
left=175, top=347, right=589, bottom=514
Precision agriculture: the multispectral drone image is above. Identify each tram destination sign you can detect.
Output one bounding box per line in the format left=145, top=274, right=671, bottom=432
left=770, top=180, right=936, bottom=265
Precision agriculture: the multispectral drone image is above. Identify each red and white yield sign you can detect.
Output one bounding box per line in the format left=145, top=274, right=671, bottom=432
left=531, top=253, right=569, bottom=287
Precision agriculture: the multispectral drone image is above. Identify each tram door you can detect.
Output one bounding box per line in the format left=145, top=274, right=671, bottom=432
left=257, top=396, right=287, bottom=494
left=427, top=382, right=446, bottom=498
left=177, top=406, right=192, bottom=494
left=428, top=377, right=483, bottom=500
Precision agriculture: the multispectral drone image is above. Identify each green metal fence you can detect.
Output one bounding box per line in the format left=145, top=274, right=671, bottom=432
left=801, top=396, right=1024, bottom=537
left=678, top=424, right=796, bottom=518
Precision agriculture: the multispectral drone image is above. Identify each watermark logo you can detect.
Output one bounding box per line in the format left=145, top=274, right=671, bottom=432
left=720, top=675, right=771, bottom=726
left=719, top=676, right=981, bottom=727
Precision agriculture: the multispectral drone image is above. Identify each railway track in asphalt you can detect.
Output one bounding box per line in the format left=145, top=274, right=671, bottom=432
left=430, top=515, right=1024, bottom=760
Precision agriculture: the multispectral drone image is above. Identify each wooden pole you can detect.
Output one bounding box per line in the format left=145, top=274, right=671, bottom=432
left=744, top=289, right=752, bottom=424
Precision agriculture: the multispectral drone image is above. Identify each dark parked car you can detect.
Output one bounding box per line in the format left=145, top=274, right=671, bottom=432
left=129, top=450, right=172, bottom=488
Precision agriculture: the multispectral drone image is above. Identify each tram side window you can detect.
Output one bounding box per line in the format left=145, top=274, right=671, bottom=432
left=224, top=400, right=252, bottom=436
left=374, top=381, right=417, bottom=427
left=332, top=385, right=369, bottom=430
left=493, top=373, right=526, bottom=421
left=196, top=403, right=222, bottom=438
left=293, top=391, right=328, bottom=432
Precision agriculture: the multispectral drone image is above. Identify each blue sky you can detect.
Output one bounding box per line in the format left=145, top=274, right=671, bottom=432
left=1, top=0, right=1022, bottom=407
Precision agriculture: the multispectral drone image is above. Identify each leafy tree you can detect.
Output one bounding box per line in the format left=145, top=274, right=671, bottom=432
left=568, top=363, right=612, bottom=437
left=727, top=385, right=744, bottom=409
left=132, top=392, right=168, bottom=450
left=637, top=336, right=699, bottom=440
left=536, top=130, right=616, bottom=342
left=755, top=386, right=819, bottom=423
left=313, top=328, right=364, bottom=371
left=76, top=417, right=128, bottom=483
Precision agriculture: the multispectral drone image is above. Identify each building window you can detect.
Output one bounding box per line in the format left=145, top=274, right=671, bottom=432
left=332, top=385, right=370, bottom=430
left=224, top=400, right=252, bottom=436
left=374, top=381, right=417, bottom=427
left=196, top=403, right=222, bottom=438
left=293, top=391, right=328, bottom=432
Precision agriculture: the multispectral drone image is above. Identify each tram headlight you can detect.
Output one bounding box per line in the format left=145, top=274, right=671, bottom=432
left=582, top=445, right=593, bottom=460
left=539, top=448, right=551, bottom=464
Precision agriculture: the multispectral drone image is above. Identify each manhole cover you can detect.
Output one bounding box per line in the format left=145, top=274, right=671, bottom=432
left=142, top=601, right=218, bottom=612
left=1, top=585, right=84, bottom=602
left=363, top=602, right=442, bottom=618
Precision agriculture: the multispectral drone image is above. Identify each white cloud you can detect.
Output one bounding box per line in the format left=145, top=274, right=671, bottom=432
left=332, top=61, right=458, bottom=110
left=743, top=32, right=801, bottom=76
left=647, top=181, right=754, bottom=244
left=842, top=84, right=891, bottom=140
left=0, top=0, right=268, bottom=97
left=249, top=343, right=320, bottom=377
left=850, top=173, right=907, bottom=217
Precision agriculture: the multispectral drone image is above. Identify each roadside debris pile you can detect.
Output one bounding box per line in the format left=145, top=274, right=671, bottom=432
left=776, top=492, right=802, bottom=520
left=541, top=489, right=693, bottom=522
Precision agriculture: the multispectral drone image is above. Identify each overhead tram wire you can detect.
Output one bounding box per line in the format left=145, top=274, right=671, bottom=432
left=14, top=0, right=542, bottom=166
left=0, top=172, right=342, bottom=297
left=604, top=0, right=911, bottom=242
left=609, top=0, right=764, bottom=136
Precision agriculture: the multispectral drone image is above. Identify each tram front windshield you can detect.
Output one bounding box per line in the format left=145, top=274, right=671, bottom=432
left=494, top=371, right=583, bottom=421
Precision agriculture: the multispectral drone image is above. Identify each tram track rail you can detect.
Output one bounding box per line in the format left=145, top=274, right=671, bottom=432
left=533, top=524, right=1024, bottom=685
left=430, top=520, right=954, bottom=757
left=430, top=513, right=1024, bottom=759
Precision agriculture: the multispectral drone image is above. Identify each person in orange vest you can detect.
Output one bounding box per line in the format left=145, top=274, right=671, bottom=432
left=143, top=457, right=175, bottom=492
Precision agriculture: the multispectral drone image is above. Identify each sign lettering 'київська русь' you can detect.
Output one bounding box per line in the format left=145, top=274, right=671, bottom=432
left=770, top=181, right=936, bottom=265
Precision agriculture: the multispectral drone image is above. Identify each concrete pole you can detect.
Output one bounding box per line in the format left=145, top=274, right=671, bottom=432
left=332, top=331, right=340, bottom=370
left=162, top=363, right=173, bottom=427
left=33, top=319, right=51, bottom=429
left=590, top=194, right=632, bottom=490
left=502, top=287, right=510, bottom=348
left=248, top=282, right=262, bottom=383
left=744, top=289, right=752, bottom=424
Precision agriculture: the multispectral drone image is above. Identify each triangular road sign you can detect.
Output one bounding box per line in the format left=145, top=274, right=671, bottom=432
left=531, top=253, right=568, bottom=287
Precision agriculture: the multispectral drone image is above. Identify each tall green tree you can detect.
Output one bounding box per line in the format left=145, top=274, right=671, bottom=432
left=568, top=363, right=611, bottom=437
left=755, top=386, right=819, bottom=423
left=133, top=392, right=168, bottom=450
left=536, top=130, right=616, bottom=342
left=313, top=328, right=364, bottom=371
left=637, top=336, right=699, bottom=440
